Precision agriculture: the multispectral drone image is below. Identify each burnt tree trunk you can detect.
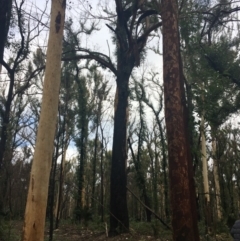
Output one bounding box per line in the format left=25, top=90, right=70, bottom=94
left=110, top=70, right=132, bottom=234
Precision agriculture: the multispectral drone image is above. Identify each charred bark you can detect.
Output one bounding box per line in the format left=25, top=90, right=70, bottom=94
left=109, top=70, right=132, bottom=234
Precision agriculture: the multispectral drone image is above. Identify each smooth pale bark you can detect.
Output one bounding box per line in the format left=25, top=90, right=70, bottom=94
left=212, top=137, right=222, bottom=220
left=21, top=1, right=66, bottom=240
left=201, top=115, right=211, bottom=232
left=201, top=115, right=210, bottom=202
left=161, top=0, right=200, bottom=240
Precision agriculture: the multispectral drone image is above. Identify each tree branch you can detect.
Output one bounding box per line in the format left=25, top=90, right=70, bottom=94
left=62, top=49, right=117, bottom=76
left=137, top=22, right=162, bottom=50
left=126, top=186, right=171, bottom=230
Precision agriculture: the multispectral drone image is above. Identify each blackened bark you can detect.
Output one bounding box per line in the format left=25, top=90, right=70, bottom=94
left=109, top=74, right=131, bottom=234
left=109, top=1, right=136, bottom=233
left=161, top=0, right=200, bottom=240
left=109, top=0, right=162, bottom=234
left=0, top=0, right=13, bottom=169
left=0, top=70, right=14, bottom=170
left=0, top=0, right=12, bottom=62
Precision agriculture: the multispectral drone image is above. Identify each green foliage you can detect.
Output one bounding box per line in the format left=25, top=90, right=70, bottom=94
left=182, top=17, right=240, bottom=128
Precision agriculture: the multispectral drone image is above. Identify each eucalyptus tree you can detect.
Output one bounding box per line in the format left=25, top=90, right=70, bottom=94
left=22, top=0, right=66, bottom=240
left=161, top=0, right=200, bottom=238
left=65, top=0, right=162, bottom=233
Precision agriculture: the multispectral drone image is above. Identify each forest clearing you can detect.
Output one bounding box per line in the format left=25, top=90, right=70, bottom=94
left=1, top=0, right=240, bottom=241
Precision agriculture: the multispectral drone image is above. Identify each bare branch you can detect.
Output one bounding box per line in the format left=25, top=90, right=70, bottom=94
left=62, top=49, right=117, bottom=76
left=126, top=186, right=171, bottom=230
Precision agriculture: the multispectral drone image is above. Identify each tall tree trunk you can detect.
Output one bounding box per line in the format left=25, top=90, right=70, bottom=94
left=76, top=125, right=87, bottom=221
left=100, top=124, right=104, bottom=223
left=158, top=122, right=169, bottom=219
left=201, top=115, right=211, bottom=231
left=91, top=100, right=101, bottom=216
left=212, top=134, right=222, bottom=220
left=21, top=1, right=65, bottom=240
left=153, top=133, right=159, bottom=214
left=109, top=72, right=132, bottom=234
left=161, top=0, right=200, bottom=240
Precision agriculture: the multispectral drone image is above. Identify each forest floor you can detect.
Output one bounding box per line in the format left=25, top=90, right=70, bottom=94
left=1, top=219, right=172, bottom=241
left=0, top=219, right=234, bottom=241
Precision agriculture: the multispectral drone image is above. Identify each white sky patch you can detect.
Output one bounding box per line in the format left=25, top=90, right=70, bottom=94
left=66, top=144, right=78, bottom=160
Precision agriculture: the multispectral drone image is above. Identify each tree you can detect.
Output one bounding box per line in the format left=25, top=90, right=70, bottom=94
left=178, top=0, right=240, bottom=231
left=22, top=0, right=66, bottom=240
left=161, top=0, right=200, bottom=239
left=63, top=0, right=162, bottom=234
